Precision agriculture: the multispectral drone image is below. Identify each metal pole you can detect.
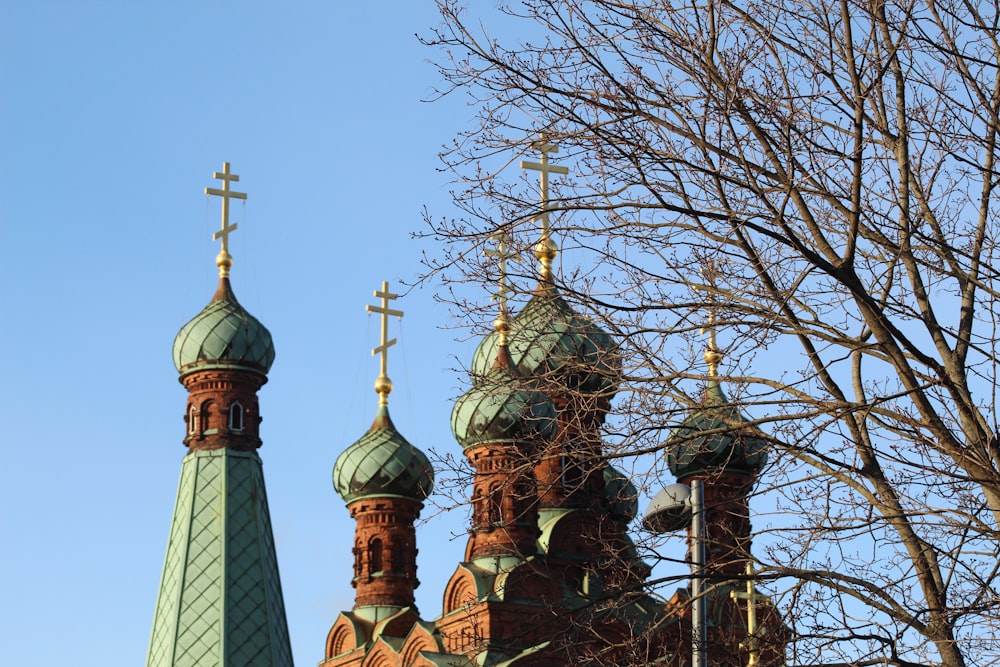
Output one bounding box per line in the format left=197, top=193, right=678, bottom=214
left=692, top=479, right=707, bottom=667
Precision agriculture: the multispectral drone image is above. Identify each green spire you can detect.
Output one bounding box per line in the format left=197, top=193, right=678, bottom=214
left=149, top=164, right=291, bottom=667
left=146, top=449, right=294, bottom=667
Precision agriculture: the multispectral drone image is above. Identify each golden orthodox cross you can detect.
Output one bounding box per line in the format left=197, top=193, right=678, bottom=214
left=520, top=140, right=569, bottom=282
left=205, top=162, right=247, bottom=276
left=366, top=281, right=404, bottom=405
left=698, top=260, right=725, bottom=376
left=731, top=563, right=770, bottom=667
left=484, top=232, right=515, bottom=344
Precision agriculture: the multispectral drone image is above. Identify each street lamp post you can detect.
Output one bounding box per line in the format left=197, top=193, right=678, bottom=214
left=643, top=480, right=707, bottom=667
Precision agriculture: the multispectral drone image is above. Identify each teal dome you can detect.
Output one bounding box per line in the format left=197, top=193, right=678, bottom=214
left=334, top=406, right=434, bottom=504
left=666, top=382, right=768, bottom=479
left=602, top=465, right=639, bottom=523
left=451, top=360, right=557, bottom=449
left=471, top=293, right=619, bottom=396
left=173, top=278, right=275, bottom=375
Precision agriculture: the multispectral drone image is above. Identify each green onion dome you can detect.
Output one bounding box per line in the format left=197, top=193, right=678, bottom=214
left=601, top=465, right=639, bottom=523
left=666, top=382, right=769, bottom=479
left=452, top=354, right=558, bottom=449
left=333, top=406, right=435, bottom=504
left=470, top=293, right=620, bottom=396
left=173, top=278, right=275, bottom=376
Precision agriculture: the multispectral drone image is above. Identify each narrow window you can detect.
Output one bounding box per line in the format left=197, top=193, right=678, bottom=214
left=369, top=538, right=383, bottom=574
left=229, top=401, right=244, bottom=432
left=200, top=401, right=214, bottom=432
left=561, top=456, right=584, bottom=489
left=187, top=405, right=197, bottom=434
left=487, top=483, right=503, bottom=526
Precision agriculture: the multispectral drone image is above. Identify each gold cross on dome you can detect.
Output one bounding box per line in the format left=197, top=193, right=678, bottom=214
left=698, top=260, right=725, bottom=376
left=731, top=563, right=771, bottom=667
left=484, top=232, right=515, bottom=342
left=205, top=162, right=247, bottom=277
left=366, top=281, right=404, bottom=406
left=520, top=139, right=569, bottom=282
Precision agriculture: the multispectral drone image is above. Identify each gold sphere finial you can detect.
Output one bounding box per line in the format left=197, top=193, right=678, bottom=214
left=534, top=236, right=558, bottom=283
left=374, top=375, right=393, bottom=406
left=493, top=314, right=511, bottom=347
left=216, top=250, right=233, bottom=277
left=704, top=346, right=724, bottom=377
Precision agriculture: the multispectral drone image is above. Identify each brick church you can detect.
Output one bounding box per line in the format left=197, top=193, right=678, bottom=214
left=145, top=158, right=788, bottom=667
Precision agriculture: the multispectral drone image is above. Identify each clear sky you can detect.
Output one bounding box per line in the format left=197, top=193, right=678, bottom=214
left=1, top=2, right=704, bottom=665
left=0, top=2, right=528, bottom=665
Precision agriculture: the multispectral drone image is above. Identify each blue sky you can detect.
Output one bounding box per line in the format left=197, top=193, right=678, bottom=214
left=0, top=3, right=500, bottom=665
left=0, top=3, right=700, bottom=665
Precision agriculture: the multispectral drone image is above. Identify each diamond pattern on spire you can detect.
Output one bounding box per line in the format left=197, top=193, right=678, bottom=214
left=146, top=449, right=293, bottom=667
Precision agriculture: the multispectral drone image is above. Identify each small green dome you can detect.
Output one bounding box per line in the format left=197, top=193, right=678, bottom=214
left=471, top=293, right=619, bottom=396
left=451, top=364, right=557, bottom=449
left=602, top=465, right=639, bottom=523
left=666, top=382, right=769, bottom=479
left=333, top=406, right=434, bottom=504
left=173, top=278, right=275, bottom=375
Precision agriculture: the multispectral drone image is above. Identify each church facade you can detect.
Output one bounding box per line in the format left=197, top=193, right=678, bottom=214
left=147, top=158, right=787, bottom=667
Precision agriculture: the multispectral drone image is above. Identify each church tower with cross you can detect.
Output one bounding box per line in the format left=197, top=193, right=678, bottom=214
left=317, top=141, right=789, bottom=667
left=146, top=163, right=293, bottom=667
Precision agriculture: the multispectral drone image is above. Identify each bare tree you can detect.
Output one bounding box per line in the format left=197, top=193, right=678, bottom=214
left=422, top=1, right=1000, bottom=666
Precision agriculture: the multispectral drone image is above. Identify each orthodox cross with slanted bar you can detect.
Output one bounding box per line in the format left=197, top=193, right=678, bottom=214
left=520, top=140, right=569, bottom=282
left=484, top=231, right=515, bottom=345
left=205, top=162, right=247, bottom=277
left=698, top=260, right=726, bottom=376
left=366, top=281, right=404, bottom=406
left=731, top=563, right=771, bottom=667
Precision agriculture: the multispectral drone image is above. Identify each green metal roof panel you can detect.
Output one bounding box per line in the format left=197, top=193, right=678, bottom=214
left=333, top=406, right=434, bottom=504
left=601, top=465, right=639, bottom=523
left=666, top=382, right=769, bottom=478
left=470, top=292, right=619, bottom=396
left=173, top=278, right=275, bottom=375
left=450, top=371, right=556, bottom=449
left=146, top=449, right=293, bottom=667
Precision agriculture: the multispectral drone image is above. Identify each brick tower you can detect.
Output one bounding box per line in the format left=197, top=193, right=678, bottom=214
left=646, top=325, right=789, bottom=667
left=319, top=141, right=788, bottom=667
left=324, top=282, right=435, bottom=666
left=146, top=163, right=293, bottom=667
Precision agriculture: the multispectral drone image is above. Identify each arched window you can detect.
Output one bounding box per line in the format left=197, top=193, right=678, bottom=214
left=561, top=455, right=584, bottom=489
left=187, top=405, right=198, bottom=434
left=391, top=543, right=404, bottom=573
left=200, top=400, right=214, bottom=432
left=487, top=483, right=503, bottom=526
left=229, top=401, right=244, bottom=432
left=369, top=538, right=383, bottom=575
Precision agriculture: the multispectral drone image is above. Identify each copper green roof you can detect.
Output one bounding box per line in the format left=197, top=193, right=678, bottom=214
left=471, top=292, right=619, bottom=396
left=146, top=449, right=293, bottom=667
left=334, top=406, right=434, bottom=504
left=451, top=359, right=557, bottom=449
left=173, top=278, right=275, bottom=376
left=601, top=465, right=639, bottom=523
left=666, top=381, right=769, bottom=478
